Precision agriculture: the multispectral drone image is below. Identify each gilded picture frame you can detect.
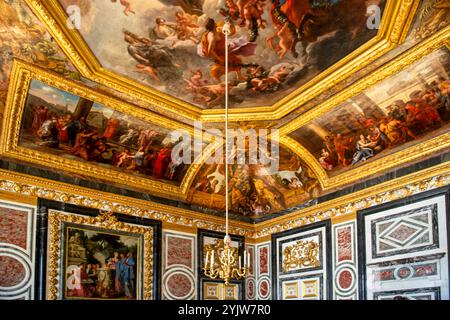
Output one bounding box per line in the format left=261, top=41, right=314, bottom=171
left=37, top=199, right=161, bottom=300
left=24, top=0, right=420, bottom=122
left=0, top=60, right=218, bottom=200
left=278, top=25, right=450, bottom=191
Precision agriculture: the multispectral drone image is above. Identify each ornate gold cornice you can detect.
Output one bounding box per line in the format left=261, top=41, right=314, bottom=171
left=0, top=168, right=254, bottom=237
left=25, top=0, right=419, bottom=122
left=0, top=60, right=214, bottom=200
left=1, top=161, right=449, bottom=241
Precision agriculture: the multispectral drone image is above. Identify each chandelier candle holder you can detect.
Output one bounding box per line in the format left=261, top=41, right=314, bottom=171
left=203, top=235, right=250, bottom=285
left=202, top=20, right=250, bottom=285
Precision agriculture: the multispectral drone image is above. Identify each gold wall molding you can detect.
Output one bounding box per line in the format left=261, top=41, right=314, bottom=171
left=25, top=0, right=419, bottom=122
left=1, top=161, right=450, bottom=241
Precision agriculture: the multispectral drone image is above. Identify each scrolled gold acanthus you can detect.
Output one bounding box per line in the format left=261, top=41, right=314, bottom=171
left=282, top=240, right=320, bottom=272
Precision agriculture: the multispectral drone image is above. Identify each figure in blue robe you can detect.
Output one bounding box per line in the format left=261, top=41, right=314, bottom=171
left=352, top=135, right=374, bottom=165
left=122, top=252, right=136, bottom=298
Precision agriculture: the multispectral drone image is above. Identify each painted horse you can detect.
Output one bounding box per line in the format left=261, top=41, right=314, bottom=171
left=266, top=0, right=369, bottom=59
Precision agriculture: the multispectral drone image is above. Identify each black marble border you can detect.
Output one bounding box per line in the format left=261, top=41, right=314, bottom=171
left=197, top=229, right=245, bottom=300
left=34, top=198, right=162, bottom=300
left=271, top=220, right=332, bottom=300
left=2, top=149, right=450, bottom=223
left=357, top=186, right=450, bottom=300
left=372, top=286, right=441, bottom=300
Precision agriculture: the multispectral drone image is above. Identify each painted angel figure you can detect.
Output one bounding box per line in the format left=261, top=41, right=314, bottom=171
left=111, top=0, right=135, bottom=16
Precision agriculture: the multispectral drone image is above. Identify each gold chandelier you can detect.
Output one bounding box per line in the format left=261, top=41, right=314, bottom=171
left=202, top=21, right=250, bottom=285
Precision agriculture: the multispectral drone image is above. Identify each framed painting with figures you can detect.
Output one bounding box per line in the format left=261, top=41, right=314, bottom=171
left=64, top=225, right=140, bottom=300
left=35, top=199, right=161, bottom=300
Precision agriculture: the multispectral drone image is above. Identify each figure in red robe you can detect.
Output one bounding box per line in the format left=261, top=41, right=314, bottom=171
left=153, top=147, right=173, bottom=179
left=31, top=105, right=48, bottom=134
left=103, top=118, right=120, bottom=140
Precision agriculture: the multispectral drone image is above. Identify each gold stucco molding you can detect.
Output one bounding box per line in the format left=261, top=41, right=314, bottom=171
left=0, top=168, right=254, bottom=237
left=1, top=162, right=450, bottom=240
left=25, top=0, right=419, bottom=122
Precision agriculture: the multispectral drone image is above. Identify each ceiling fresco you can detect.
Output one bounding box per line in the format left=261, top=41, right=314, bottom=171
left=20, top=79, right=192, bottom=184
left=288, top=47, right=450, bottom=177
left=0, top=0, right=79, bottom=106
left=189, top=147, right=321, bottom=217
left=57, top=0, right=385, bottom=110
left=274, top=0, right=450, bottom=128
left=0, top=0, right=449, bottom=222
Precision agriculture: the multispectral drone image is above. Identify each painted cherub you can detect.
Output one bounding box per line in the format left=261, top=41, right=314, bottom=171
left=111, top=0, right=135, bottom=16
left=183, top=69, right=207, bottom=92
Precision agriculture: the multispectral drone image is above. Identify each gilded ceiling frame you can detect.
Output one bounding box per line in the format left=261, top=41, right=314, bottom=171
left=24, top=0, right=420, bottom=122
left=0, top=161, right=449, bottom=241
left=0, top=60, right=220, bottom=200
left=277, top=26, right=450, bottom=191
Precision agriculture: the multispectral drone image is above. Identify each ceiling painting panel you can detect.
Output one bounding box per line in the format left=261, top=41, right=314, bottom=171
left=287, top=44, right=450, bottom=182
left=0, top=60, right=209, bottom=199
left=189, top=146, right=321, bottom=218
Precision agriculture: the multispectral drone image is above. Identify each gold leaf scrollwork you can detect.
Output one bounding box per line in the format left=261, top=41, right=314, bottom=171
left=282, top=240, right=320, bottom=272
left=94, top=209, right=122, bottom=229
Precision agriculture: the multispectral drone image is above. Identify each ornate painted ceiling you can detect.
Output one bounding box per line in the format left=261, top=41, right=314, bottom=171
left=0, top=0, right=449, bottom=222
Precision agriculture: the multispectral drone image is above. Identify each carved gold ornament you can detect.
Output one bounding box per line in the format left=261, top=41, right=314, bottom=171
left=46, top=209, right=154, bottom=300
left=282, top=240, right=320, bottom=272
left=25, top=0, right=419, bottom=122
left=0, top=160, right=450, bottom=240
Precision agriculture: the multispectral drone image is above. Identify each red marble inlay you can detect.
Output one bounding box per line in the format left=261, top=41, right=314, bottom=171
left=376, top=269, right=395, bottom=281
left=166, top=273, right=192, bottom=298
left=338, top=270, right=353, bottom=289
left=259, top=280, right=269, bottom=297
left=414, top=264, right=437, bottom=277
left=0, top=256, right=26, bottom=287
left=337, top=226, right=352, bottom=262
left=259, top=247, right=268, bottom=274
left=167, top=236, right=192, bottom=268
left=0, top=207, right=28, bottom=250
left=247, top=280, right=255, bottom=299
left=398, top=267, right=412, bottom=279
left=248, top=247, right=254, bottom=275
